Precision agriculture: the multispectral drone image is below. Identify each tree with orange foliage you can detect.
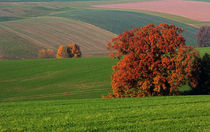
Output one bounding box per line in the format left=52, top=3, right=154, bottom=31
left=38, top=48, right=56, bottom=58
left=56, top=43, right=81, bottom=58
left=47, top=49, right=56, bottom=58
left=104, top=23, right=200, bottom=98
left=68, top=43, right=81, bottom=58
left=56, top=45, right=64, bottom=58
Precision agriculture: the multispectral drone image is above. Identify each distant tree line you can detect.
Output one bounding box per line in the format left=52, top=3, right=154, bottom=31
left=38, top=43, right=81, bottom=59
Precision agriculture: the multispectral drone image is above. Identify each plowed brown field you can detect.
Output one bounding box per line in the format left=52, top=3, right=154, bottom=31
left=93, top=0, right=210, bottom=22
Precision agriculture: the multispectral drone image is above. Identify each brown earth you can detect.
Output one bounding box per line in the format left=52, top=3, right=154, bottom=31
left=93, top=0, right=210, bottom=22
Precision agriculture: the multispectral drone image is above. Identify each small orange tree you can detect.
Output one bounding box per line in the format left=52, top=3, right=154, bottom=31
left=105, top=23, right=200, bottom=98
left=56, top=43, right=81, bottom=58
left=68, top=43, right=81, bottom=58
left=38, top=48, right=56, bottom=58
left=56, top=45, right=64, bottom=58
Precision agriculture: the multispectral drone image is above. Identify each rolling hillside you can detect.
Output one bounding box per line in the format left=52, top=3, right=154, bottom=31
left=52, top=9, right=198, bottom=46
left=0, top=17, right=115, bottom=59
left=1, top=0, right=209, bottom=59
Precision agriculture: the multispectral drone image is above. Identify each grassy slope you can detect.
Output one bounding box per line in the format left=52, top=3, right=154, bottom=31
left=0, top=16, right=115, bottom=59
left=52, top=9, right=198, bottom=46
left=0, top=47, right=209, bottom=102
left=0, top=25, right=40, bottom=59
left=0, top=96, right=209, bottom=131
left=0, top=57, right=116, bottom=102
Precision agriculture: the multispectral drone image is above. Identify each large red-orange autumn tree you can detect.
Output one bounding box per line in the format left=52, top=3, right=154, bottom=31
left=105, top=23, right=200, bottom=98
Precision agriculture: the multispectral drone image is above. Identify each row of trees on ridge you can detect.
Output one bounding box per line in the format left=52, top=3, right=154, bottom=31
left=38, top=43, right=81, bottom=58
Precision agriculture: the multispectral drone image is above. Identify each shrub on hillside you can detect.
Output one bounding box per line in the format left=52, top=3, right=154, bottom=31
left=196, top=26, right=210, bottom=47
left=104, top=23, right=200, bottom=98
left=190, top=53, right=210, bottom=94
left=56, top=43, right=81, bottom=58
left=38, top=49, right=56, bottom=58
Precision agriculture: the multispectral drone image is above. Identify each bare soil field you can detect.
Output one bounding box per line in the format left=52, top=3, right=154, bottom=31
left=93, top=0, right=210, bottom=22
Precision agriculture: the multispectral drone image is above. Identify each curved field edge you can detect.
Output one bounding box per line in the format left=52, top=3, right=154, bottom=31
left=0, top=95, right=209, bottom=131
left=89, top=7, right=210, bottom=28
left=0, top=16, right=115, bottom=59
left=51, top=9, right=198, bottom=46
left=0, top=47, right=209, bottom=102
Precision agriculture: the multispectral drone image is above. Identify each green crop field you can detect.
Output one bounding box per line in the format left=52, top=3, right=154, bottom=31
left=0, top=96, right=209, bottom=131
left=0, top=48, right=209, bottom=131
left=0, top=57, right=117, bottom=102
left=52, top=9, right=198, bottom=46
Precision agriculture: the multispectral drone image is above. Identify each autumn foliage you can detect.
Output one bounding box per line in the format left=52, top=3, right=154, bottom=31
left=56, top=43, right=81, bottom=58
left=104, top=23, right=200, bottom=98
left=38, top=49, right=56, bottom=58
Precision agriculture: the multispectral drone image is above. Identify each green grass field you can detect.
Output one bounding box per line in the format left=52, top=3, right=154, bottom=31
left=0, top=96, right=209, bottom=131
left=0, top=48, right=209, bottom=131
left=0, top=0, right=209, bottom=131
left=52, top=9, right=198, bottom=46
left=0, top=47, right=209, bottom=102
left=0, top=57, right=117, bottom=102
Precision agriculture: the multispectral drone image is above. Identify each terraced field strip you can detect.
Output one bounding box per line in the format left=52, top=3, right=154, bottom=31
left=0, top=95, right=209, bottom=131
left=0, top=16, right=115, bottom=59
left=93, top=0, right=210, bottom=22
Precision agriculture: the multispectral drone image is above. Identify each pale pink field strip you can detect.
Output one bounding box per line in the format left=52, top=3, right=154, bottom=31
left=93, top=0, right=210, bottom=21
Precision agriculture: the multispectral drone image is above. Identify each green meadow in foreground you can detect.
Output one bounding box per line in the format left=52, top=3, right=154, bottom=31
left=0, top=48, right=209, bottom=131
left=0, top=95, right=209, bottom=131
